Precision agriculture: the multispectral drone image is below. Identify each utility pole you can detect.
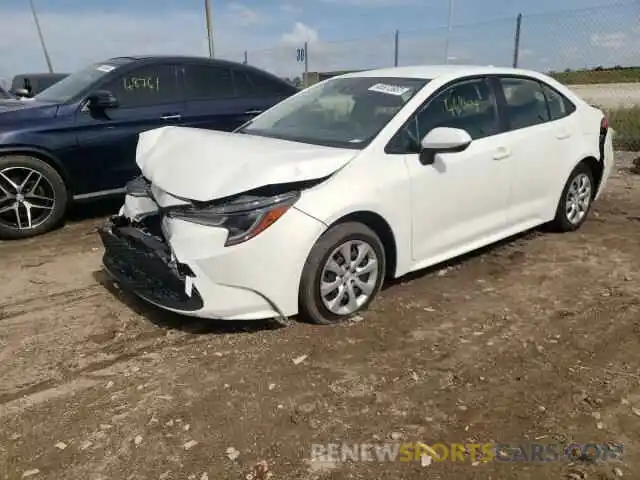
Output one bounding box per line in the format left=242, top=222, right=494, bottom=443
left=394, top=30, right=399, bottom=67
left=303, top=42, right=308, bottom=88
left=443, top=0, right=454, bottom=64
left=30, top=0, right=53, bottom=73
left=204, top=0, right=215, bottom=58
left=512, top=13, right=523, bottom=68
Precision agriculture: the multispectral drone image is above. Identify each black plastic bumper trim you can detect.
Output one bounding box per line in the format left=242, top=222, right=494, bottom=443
left=98, top=219, right=204, bottom=312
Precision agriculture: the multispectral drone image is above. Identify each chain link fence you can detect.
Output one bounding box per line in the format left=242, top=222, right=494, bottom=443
left=236, top=1, right=639, bottom=149
left=3, top=2, right=636, bottom=149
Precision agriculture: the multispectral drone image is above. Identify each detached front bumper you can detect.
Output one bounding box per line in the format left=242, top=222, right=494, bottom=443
left=98, top=218, right=204, bottom=312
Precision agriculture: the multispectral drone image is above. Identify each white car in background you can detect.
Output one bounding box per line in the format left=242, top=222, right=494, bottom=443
left=99, top=65, right=614, bottom=325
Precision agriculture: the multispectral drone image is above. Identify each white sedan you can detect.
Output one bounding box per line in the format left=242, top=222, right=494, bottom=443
left=99, top=65, right=614, bottom=325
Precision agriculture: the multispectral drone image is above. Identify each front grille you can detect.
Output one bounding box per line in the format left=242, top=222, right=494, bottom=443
left=99, top=219, right=203, bottom=311
left=138, top=214, right=165, bottom=243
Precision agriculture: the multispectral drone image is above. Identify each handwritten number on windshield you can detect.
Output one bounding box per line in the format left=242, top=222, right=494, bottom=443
left=123, top=76, right=160, bottom=92
left=444, top=95, right=480, bottom=116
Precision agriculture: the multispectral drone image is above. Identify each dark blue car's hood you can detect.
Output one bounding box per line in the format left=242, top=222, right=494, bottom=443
left=0, top=99, right=60, bottom=122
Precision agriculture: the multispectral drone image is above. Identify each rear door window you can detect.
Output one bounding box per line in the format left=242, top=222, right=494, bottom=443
left=183, top=64, right=235, bottom=100
left=233, top=69, right=295, bottom=97
left=499, top=77, right=550, bottom=130
left=541, top=83, right=576, bottom=120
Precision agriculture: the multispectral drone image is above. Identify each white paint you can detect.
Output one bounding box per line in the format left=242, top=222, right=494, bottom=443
left=137, top=127, right=357, bottom=202
left=116, top=65, right=615, bottom=321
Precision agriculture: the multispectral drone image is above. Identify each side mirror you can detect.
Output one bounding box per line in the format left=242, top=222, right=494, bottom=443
left=419, top=127, right=472, bottom=165
left=14, top=88, right=32, bottom=98
left=87, top=90, right=119, bottom=110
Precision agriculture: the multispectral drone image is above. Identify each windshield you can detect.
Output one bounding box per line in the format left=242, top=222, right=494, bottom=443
left=238, top=76, right=428, bottom=148
left=34, top=60, right=132, bottom=103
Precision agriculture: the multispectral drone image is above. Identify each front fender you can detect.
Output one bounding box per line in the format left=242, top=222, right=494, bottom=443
left=0, top=145, right=72, bottom=189
left=296, top=197, right=412, bottom=278
left=294, top=153, right=414, bottom=277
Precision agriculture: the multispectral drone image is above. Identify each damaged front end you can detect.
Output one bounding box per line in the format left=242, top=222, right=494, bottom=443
left=98, top=212, right=204, bottom=312
left=164, top=187, right=301, bottom=247
left=98, top=175, right=321, bottom=320
left=98, top=175, right=202, bottom=311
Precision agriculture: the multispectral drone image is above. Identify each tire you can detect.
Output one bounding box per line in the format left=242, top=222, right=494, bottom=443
left=299, top=222, right=386, bottom=325
left=549, top=162, right=595, bottom=233
left=0, top=155, right=68, bottom=240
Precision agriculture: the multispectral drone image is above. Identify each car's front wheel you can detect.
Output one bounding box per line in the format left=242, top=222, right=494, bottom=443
left=299, top=222, right=386, bottom=325
left=0, top=155, right=68, bottom=240
left=550, top=161, right=595, bottom=232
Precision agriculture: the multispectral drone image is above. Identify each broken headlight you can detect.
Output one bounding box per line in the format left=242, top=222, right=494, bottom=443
left=166, top=191, right=300, bottom=246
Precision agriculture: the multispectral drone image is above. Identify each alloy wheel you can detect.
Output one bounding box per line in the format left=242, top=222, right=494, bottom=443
left=565, top=172, right=592, bottom=225
left=0, top=167, right=56, bottom=230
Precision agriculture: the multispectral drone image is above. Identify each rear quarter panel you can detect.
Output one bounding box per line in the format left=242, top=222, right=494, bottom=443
left=536, top=75, right=606, bottom=200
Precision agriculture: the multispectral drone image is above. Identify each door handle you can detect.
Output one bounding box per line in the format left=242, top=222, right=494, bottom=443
left=244, top=109, right=262, bottom=116
left=493, top=146, right=511, bottom=160
left=556, top=130, right=571, bottom=140
left=161, top=114, right=182, bottom=121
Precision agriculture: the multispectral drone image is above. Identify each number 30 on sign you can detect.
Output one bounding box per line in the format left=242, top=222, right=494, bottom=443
left=296, top=47, right=305, bottom=62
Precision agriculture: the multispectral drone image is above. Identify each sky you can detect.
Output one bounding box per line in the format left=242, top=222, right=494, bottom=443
left=0, top=0, right=638, bottom=85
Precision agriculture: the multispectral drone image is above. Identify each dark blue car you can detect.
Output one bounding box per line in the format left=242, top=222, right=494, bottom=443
left=0, top=56, right=298, bottom=239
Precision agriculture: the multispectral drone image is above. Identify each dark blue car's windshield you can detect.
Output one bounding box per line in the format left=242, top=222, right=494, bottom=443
left=34, top=59, right=133, bottom=103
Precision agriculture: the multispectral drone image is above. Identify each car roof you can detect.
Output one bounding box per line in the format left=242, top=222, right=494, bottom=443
left=107, top=55, right=248, bottom=69
left=340, top=64, right=548, bottom=81
left=105, top=55, right=290, bottom=82
left=12, top=73, right=69, bottom=79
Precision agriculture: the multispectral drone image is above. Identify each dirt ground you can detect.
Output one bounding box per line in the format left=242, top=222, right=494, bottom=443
left=0, top=154, right=638, bottom=480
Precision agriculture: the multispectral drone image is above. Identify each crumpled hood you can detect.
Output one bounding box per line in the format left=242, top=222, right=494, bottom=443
left=136, top=126, right=357, bottom=202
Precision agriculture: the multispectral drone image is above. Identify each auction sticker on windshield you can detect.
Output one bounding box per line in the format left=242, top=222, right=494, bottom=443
left=368, top=83, right=411, bottom=96
left=96, top=65, right=116, bottom=73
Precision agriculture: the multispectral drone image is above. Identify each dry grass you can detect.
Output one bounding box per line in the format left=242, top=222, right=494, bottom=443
left=551, top=67, right=640, bottom=85
left=608, top=106, right=640, bottom=151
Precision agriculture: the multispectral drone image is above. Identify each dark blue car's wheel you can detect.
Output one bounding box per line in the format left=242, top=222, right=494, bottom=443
left=0, top=156, right=67, bottom=240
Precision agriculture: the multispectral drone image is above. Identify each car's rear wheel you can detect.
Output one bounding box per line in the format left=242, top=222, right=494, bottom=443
left=549, top=162, right=595, bottom=232
left=299, top=222, right=386, bottom=325
left=0, top=155, right=67, bottom=240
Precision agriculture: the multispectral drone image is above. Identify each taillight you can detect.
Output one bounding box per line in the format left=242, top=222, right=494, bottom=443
left=601, top=116, right=609, bottom=130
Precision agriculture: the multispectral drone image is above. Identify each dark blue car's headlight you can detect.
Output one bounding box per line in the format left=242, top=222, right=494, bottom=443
left=166, top=191, right=299, bottom=246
